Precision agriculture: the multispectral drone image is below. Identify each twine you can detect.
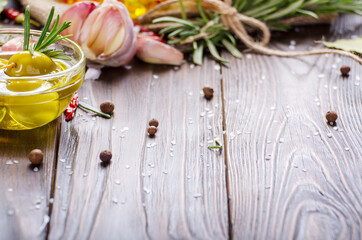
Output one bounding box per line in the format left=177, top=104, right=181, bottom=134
left=139, top=0, right=362, bottom=64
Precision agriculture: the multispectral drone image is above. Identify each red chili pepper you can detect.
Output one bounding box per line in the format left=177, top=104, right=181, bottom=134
left=65, top=92, right=79, bottom=121
left=2, top=8, right=40, bottom=27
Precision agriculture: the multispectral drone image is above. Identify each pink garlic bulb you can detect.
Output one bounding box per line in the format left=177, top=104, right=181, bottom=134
left=59, top=1, right=99, bottom=42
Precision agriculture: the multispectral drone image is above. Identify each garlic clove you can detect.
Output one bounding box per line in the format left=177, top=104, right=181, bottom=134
left=2, top=37, right=36, bottom=51
left=59, top=1, right=98, bottom=42
left=136, top=36, right=184, bottom=65
left=78, top=0, right=137, bottom=66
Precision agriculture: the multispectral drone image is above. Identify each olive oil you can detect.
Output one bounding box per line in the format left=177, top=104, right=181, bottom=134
left=0, top=59, right=84, bottom=130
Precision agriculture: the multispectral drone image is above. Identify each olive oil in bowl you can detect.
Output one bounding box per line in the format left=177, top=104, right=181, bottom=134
left=0, top=29, right=85, bottom=130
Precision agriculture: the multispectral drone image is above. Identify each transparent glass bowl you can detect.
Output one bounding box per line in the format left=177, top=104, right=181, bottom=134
left=0, top=29, right=85, bottom=130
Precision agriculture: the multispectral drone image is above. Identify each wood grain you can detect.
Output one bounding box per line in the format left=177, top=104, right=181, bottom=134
left=48, top=59, right=229, bottom=239
left=222, top=14, right=362, bottom=240
left=0, top=120, right=60, bottom=240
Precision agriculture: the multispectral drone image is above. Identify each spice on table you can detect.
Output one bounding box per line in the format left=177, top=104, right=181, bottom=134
left=28, top=149, right=43, bottom=165
left=340, top=66, right=351, bottom=76
left=203, top=87, right=214, bottom=100
left=147, top=126, right=157, bottom=136
left=100, top=101, right=115, bottom=114
left=100, top=150, right=112, bottom=163
left=65, top=92, right=79, bottom=121
left=149, top=118, right=159, bottom=127
left=326, top=111, right=338, bottom=123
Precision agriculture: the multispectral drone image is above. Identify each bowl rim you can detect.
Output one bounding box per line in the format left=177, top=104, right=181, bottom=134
left=0, top=28, right=85, bottom=96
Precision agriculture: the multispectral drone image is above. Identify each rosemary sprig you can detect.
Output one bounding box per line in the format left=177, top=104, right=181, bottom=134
left=208, top=139, right=223, bottom=151
left=78, top=101, right=111, bottom=119
left=23, top=6, right=72, bottom=61
left=154, top=0, right=362, bottom=64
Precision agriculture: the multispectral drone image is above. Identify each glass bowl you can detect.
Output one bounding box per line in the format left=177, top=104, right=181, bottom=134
left=0, top=29, right=85, bottom=130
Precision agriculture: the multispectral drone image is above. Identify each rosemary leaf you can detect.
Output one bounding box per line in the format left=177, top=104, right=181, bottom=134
left=221, top=39, right=242, bottom=58
left=23, top=6, right=30, bottom=51
left=206, top=39, right=229, bottom=63
left=193, top=41, right=205, bottom=65
left=78, top=101, right=111, bottom=119
left=34, top=6, right=55, bottom=50
left=153, top=17, right=196, bottom=28
left=197, top=0, right=209, bottom=22
left=179, top=0, right=187, bottom=20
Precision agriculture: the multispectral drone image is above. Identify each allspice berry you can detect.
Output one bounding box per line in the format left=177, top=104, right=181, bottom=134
left=326, top=111, right=338, bottom=123
left=100, top=150, right=112, bottom=163
left=340, top=66, right=350, bottom=76
left=28, top=149, right=43, bottom=165
left=147, top=126, right=157, bottom=136
left=100, top=101, right=115, bottom=114
left=203, top=87, right=214, bottom=100
left=149, top=119, right=159, bottom=127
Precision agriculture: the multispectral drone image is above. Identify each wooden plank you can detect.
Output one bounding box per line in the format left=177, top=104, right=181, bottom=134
left=222, top=14, right=362, bottom=239
left=48, top=59, right=229, bottom=239
left=0, top=120, right=60, bottom=240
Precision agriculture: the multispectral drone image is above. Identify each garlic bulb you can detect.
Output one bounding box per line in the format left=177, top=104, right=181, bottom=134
left=60, top=0, right=183, bottom=67
left=59, top=1, right=99, bottom=42
left=60, top=0, right=136, bottom=67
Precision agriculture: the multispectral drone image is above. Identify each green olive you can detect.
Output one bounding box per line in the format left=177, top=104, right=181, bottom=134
left=5, top=51, right=57, bottom=77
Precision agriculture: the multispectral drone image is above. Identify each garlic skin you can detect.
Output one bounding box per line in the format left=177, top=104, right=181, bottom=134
left=78, top=0, right=137, bottom=67
left=59, top=1, right=99, bottom=42
left=136, top=36, right=184, bottom=65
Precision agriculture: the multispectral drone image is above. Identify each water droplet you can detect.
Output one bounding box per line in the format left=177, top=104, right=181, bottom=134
left=193, top=193, right=202, bottom=198
left=33, top=167, right=39, bottom=172
left=279, top=138, right=285, bottom=143
left=124, top=65, right=132, bottom=70
left=112, top=197, right=118, bottom=204
left=7, top=209, right=14, bottom=216
left=5, top=160, right=13, bottom=165
left=152, top=74, right=159, bottom=79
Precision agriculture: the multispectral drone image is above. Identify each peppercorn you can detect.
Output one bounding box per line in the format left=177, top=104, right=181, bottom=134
left=100, top=101, right=115, bottom=114
left=147, top=126, right=157, bottom=136
left=149, top=118, right=159, bottom=127
left=203, top=87, right=214, bottom=100
left=100, top=150, right=112, bottom=163
left=28, top=149, right=43, bottom=165
left=340, top=66, right=350, bottom=76
left=326, top=111, right=338, bottom=123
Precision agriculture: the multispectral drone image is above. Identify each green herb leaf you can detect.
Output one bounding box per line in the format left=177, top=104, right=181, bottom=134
left=23, top=6, right=31, bottom=51
left=78, top=101, right=111, bottom=119
left=153, top=17, right=196, bottom=28
left=193, top=41, right=205, bottom=65
left=206, top=39, right=229, bottom=63
left=221, top=39, right=242, bottom=58
left=35, top=6, right=55, bottom=50
left=321, top=37, right=362, bottom=54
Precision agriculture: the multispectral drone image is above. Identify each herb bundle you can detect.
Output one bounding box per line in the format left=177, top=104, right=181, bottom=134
left=23, top=6, right=72, bottom=60
left=150, top=0, right=362, bottom=64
